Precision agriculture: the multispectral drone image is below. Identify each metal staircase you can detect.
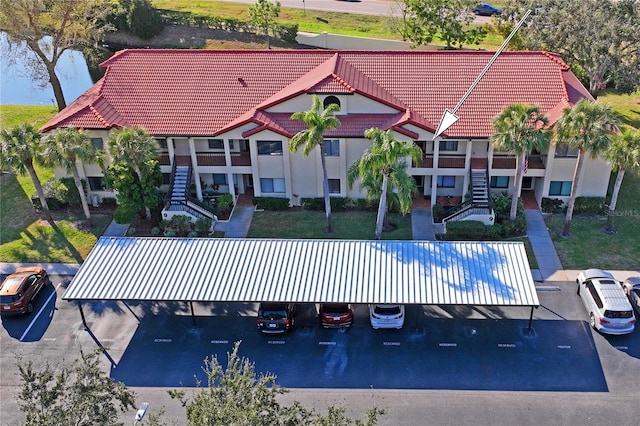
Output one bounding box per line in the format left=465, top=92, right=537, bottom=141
left=162, top=159, right=218, bottom=222
left=443, top=168, right=494, bottom=226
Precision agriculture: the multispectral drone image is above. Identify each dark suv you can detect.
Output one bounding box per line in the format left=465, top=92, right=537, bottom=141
left=0, top=267, right=51, bottom=315
left=256, top=303, right=296, bottom=334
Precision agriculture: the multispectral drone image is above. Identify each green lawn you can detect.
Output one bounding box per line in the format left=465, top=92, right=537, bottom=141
left=545, top=170, right=640, bottom=270
left=248, top=210, right=413, bottom=240
left=597, top=89, right=640, bottom=130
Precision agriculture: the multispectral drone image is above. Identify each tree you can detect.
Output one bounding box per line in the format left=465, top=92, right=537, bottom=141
left=106, top=127, right=162, bottom=220
left=0, top=0, right=113, bottom=111
left=18, top=350, right=136, bottom=425
left=290, top=95, right=341, bottom=233
left=553, top=100, right=620, bottom=237
left=42, top=127, right=101, bottom=221
left=170, top=341, right=383, bottom=426
left=248, top=0, right=281, bottom=49
left=348, top=128, right=423, bottom=240
left=403, top=0, right=487, bottom=49
left=490, top=104, right=550, bottom=222
left=504, top=0, right=640, bottom=95
left=0, top=124, right=52, bottom=222
left=604, top=128, right=640, bottom=233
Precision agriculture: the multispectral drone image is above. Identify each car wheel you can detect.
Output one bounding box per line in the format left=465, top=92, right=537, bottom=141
left=27, top=302, right=34, bottom=313
left=589, top=313, right=597, bottom=330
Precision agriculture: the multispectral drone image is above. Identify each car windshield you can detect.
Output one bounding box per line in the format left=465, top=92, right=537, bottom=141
left=374, top=306, right=400, bottom=315
left=1, top=276, right=22, bottom=295
left=323, top=304, right=349, bottom=314
left=0, top=295, right=19, bottom=304
left=259, top=303, right=288, bottom=319
left=604, top=310, right=634, bottom=319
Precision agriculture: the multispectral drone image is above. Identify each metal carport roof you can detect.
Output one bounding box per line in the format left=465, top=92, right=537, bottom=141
left=63, top=237, right=539, bottom=307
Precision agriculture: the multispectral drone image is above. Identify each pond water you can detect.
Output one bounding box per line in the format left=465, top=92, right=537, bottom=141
left=0, top=32, right=94, bottom=106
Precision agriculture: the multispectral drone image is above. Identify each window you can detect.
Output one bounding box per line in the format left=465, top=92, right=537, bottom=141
left=213, top=174, right=228, bottom=185
left=439, top=140, right=458, bottom=151
left=555, top=144, right=578, bottom=157
left=155, top=138, right=167, bottom=150
left=323, top=95, right=340, bottom=109
left=328, top=179, right=340, bottom=194
left=208, top=139, right=224, bottom=149
left=90, top=138, right=103, bottom=150
left=586, top=282, right=604, bottom=309
left=88, top=177, right=106, bottom=191
left=257, top=141, right=283, bottom=156
left=436, top=176, right=455, bottom=188
left=260, top=178, right=285, bottom=193
left=322, top=139, right=340, bottom=156
left=549, top=181, right=572, bottom=196
left=490, top=176, right=509, bottom=188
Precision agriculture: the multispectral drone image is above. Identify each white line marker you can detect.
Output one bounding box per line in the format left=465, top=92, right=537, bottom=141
left=154, top=338, right=172, bottom=343
left=614, top=346, right=629, bottom=350
left=383, top=342, right=401, bottom=346
left=557, top=345, right=571, bottom=349
left=268, top=340, right=285, bottom=344
left=20, top=284, right=60, bottom=342
left=211, top=340, right=229, bottom=344
left=498, top=343, right=516, bottom=348
left=319, top=341, right=337, bottom=346
left=43, top=338, right=56, bottom=341
left=439, top=343, right=457, bottom=347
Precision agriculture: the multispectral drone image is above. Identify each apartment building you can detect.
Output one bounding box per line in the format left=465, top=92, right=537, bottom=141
left=41, top=49, right=610, bottom=219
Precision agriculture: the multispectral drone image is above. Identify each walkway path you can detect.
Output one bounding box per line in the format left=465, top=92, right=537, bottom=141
left=525, top=209, right=565, bottom=282
left=411, top=208, right=436, bottom=240
left=101, top=220, right=130, bottom=237
left=223, top=206, right=255, bottom=238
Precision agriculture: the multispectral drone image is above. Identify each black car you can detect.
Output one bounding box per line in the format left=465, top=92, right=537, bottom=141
left=474, top=3, right=502, bottom=16
left=256, top=302, right=295, bottom=334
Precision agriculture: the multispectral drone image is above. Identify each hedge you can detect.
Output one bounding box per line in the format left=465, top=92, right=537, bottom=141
left=301, top=197, right=348, bottom=212
left=573, top=197, right=607, bottom=215
left=253, top=197, right=290, bottom=211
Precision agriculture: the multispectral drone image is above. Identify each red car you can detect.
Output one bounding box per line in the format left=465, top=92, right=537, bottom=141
left=0, top=267, right=51, bottom=315
left=319, top=303, right=353, bottom=328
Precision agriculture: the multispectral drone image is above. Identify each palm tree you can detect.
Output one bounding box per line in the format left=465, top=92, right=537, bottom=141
left=490, top=104, right=550, bottom=221
left=348, top=128, right=423, bottom=240
left=290, top=95, right=341, bottom=232
left=108, top=127, right=159, bottom=220
left=604, top=128, right=640, bottom=233
left=0, top=124, right=52, bottom=222
left=42, top=128, right=101, bottom=221
left=554, top=100, right=620, bottom=237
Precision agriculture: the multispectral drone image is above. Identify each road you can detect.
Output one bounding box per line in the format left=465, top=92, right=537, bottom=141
left=1, top=274, right=638, bottom=425
left=215, top=0, right=494, bottom=23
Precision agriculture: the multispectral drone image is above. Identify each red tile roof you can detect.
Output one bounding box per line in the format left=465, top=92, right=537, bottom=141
left=41, top=49, right=592, bottom=138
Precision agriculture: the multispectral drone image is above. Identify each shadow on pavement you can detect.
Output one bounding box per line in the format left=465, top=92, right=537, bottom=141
left=109, top=314, right=608, bottom=392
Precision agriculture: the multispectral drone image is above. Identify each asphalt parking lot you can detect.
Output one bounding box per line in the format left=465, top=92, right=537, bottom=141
left=1, top=275, right=639, bottom=425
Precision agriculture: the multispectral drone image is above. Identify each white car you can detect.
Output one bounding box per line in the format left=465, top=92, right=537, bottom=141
left=576, top=269, right=636, bottom=335
left=622, top=277, right=640, bottom=316
left=369, top=304, right=405, bottom=329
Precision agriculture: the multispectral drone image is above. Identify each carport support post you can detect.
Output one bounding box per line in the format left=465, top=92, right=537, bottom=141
left=78, top=302, right=88, bottom=329
left=189, top=301, right=196, bottom=328
left=527, top=306, right=535, bottom=334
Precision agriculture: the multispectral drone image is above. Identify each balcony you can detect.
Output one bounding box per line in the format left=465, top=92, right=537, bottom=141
left=492, top=155, right=545, bottom=170
left=196, top=152, right=226, bottom=166
left=231, top=152, right=251, bottom=166
left=438, top=155, right=466, bottom=168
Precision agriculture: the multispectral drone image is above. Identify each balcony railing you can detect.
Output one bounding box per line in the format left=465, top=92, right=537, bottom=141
left=196, top=152, right=226, bottom=166
left=438, top=155, right=466, bottom=168
left=492, top=155, right=545, bottom=169
left=231, top=152, right=251, bottom=166
left=158, top=152, right=251, bottom=167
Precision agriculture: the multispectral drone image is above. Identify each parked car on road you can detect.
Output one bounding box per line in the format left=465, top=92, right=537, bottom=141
left=369, top=304, right=405, bottom=329
left=256, top=302, right=295, bottom=334
left=474, top=3, right=502, bottom=16
left=319, top=303, right=353, bottom=328
left=576, top=269, right=636, bottom=335
left=622, top=277, right=640, bottom=316
left=0, top=267, right=51, bottom=316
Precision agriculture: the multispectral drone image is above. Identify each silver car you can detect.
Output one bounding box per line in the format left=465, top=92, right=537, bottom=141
left=622, top=277, right=640, bottom=316
left=369, top=304, right=405, bottom=329
left=576, top=269, right=636, bottom=335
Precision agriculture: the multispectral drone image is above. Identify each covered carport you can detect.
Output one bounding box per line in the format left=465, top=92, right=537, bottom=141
left=63, top=237, right=539, bottom=330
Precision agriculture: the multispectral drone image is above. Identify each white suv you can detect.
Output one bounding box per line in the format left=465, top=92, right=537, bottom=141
left=369, top=304, right=405, bottom=329
left=576, top=269, right=636, bottom=335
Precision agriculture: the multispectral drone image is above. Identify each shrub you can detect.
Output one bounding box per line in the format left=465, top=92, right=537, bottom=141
left=501, top=214, right=527, bottom=237
left=484, top=223, right=503, bottom=240
left=195, top=217, right=213, bottom=234
left=165, top=215, right=193, bottom=236
left=187, top=230, right=199, bottom=238
left=432, top=204, right=447, bottom=223
left=102, top=197, right=117, bottom=205
left=348, top=198, right=377, bottom=211
left=114, top=205, right=137, bottom=224
left=274, top=23, right=299, bottom=43
left=126, top=0, right=164, bottom=39
left=31, top=177, right=83, bottom=210
left=253, top=197, right=290, bottom=211
left=217, top=194, right=234, bottom=210
left=126, top=226, right=136, bottom=236
left=445, top=220, right=487, bottom=240
left=301, top=197, right=347, bottom=212
left=164, top=229, right=177, bottom=237
left=573, top=197, right=607, bottom=215
left=151, top=227, right=161, bottom=236
left=541, top=198, right=563, bottom=214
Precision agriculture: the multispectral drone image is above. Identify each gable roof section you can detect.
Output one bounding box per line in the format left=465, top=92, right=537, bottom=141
left=42, top=50, right=590, bottom=138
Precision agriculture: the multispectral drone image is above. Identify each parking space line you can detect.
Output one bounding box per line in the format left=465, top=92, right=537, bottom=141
left=211, top=340, right=229, bottom=344
left=614, top=346, right=629, bottom=350
left=318, top=341, right=336, bottom=346
left=557, top=345, right=572, bottom=349
left=20, top=283, right=60, bottom=342
left=439, top=342, right=457, bottom=347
